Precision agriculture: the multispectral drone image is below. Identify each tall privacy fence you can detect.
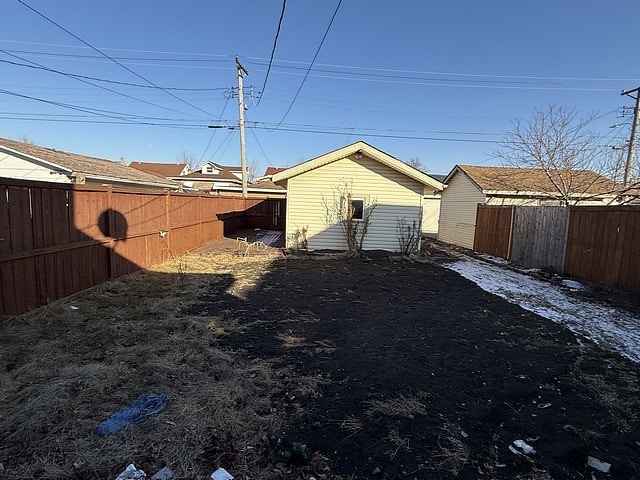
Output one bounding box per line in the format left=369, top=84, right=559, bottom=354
left=474, top=204, right=640, bottom=292
left=1, top=178, right=285, bottom=317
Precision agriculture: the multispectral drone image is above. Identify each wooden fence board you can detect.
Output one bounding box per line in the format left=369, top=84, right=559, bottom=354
left=564, top=207, right=640, bottom=291
left=0, top=186, right=11, bottom=254
left=510, top=206, right=568, bottom=272
left=475, top=204, right=640, bottom=292
left=473, top=205, right=513, bottom=258
left=1, top=179, right=286, bottom=317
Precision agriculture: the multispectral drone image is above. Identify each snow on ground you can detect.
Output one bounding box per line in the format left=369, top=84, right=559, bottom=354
left=445, top=257, right=640, bottom=364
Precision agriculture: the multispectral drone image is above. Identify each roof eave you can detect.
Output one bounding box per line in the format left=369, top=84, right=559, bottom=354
left=84, top=174, right=176, bottom=189
left=0, top=145, right=73, bottom=174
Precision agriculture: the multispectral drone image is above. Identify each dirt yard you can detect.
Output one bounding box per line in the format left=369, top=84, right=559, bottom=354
left=1, top=253, right=639, bottom=479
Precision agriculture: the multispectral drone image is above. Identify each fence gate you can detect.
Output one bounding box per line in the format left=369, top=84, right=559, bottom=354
left=510, top=206, right=569, bottom=272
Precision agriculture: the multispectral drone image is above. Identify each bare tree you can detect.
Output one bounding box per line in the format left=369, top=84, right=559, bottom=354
left=19, top=135, right=35, bottom=145
left=321, top=180, right=377, bottom=255
left=247, top=159, right=259, bottom=183
left=176, top=150, right=199, bottom=171
left=494, top=105, right=635, bottom=205
left=408, top=157, right=424, bottom=171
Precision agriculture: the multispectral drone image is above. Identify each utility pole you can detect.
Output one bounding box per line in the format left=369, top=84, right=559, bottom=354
left=236, top=57, right=249, bottom=198
left=621, top=86, right=640, bottom=186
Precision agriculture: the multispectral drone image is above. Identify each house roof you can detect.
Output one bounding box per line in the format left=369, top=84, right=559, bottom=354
left=216, top=164, right=242, bottom=171
left=181, top=170, right=241, bottom=182
left=264, top=166, right=288, bottom=176
left=129, top=161, right=188, bottom=177
left=272, top=141, right=445, bottom=190
left=0, top=137, right=176, bottom=188
left=429, top=173, right=447, bottom=183
left=250, top=179, right=286, bottom=191
left=448, top=164, right=617, bottom=196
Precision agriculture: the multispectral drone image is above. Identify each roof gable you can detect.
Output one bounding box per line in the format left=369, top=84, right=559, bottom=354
left=130, top=162, right=189, bottom=177
left=272, top=141, right=444, bottom=190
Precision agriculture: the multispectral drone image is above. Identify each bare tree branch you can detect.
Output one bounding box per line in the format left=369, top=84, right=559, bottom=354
left=494, top=105, right=638, bottom=205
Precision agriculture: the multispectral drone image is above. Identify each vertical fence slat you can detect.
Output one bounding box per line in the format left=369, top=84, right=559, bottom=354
left=1, top=178, right=286, bottom=317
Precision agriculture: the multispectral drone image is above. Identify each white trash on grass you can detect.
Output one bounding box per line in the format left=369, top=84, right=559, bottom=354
left=115, top=464, right=146, bottom=480
left=445, top=258, right=640, bottom=364
left=211, top=467, right=234, bottom=480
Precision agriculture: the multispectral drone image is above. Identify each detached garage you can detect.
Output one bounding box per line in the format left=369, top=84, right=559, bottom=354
left=272, top=142, right=444, bottom=252
left=438, top=164, right=619, bottom=249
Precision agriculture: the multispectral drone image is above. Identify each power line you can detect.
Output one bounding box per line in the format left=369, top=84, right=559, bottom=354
left=0, top=38, right=231, bottom=58
left=248, top=60, right=560, bottom=87
left=210, top=129, right=236, bottom=163
left=272, top=0, right=342, bottom=129
left=0, top=88, right=210, bottom=128
left=4, top=38, right=635, bottom=83
left=0, top=51, right=208, bottom=119
left=2, top=48, right=230, bottom=63
left=246, top=56, right=640, bottom=83
left=246, top=113, right=272, bottom=165
left=250, top=124, right=497, bottom=143
left=255, top=0, right=287, bottom=107
left=17, top=0, right=217, bottom=118
left=200, top=97, right=231, bottom=163
left=253, top=68, right=619, bottom=92
left=0, top=57, right=226, bottom=91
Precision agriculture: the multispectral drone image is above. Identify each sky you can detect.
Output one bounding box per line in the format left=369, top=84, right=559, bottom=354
left=1, top=0, right=639, bottom=177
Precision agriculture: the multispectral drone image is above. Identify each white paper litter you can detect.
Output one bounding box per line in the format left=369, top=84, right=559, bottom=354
left=445, top=257, right=640, bottom=364
left=587, top=456, right=611, bottom=473
left=211, top=467, right=234, bottom=480
left=512, top=439, right=536, bottom=455
left=115, top=464, right=146, bottom=480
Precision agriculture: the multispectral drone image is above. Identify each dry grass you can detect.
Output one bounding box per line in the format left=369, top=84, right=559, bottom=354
left=427, top=422, right=470, bottom=476
left=384, top=427, right=411, bottom=460
left=571, top=355, right=640, bottom=433
left=0, top=253, right=315, bottom=479
left=364, top=391, right=430, bottom=418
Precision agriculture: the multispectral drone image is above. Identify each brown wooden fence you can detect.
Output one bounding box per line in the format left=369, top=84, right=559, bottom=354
left=564, top=207, right=640, bottom=292
left=510, top=206, right=569, bottom=272
left=473, top=205, right=513, bottom=258
left=0, top=178, right=285, bottom=317
left=473, top=204, right=640, bottom=292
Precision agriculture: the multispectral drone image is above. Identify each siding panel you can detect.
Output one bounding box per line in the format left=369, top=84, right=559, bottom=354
left=438, top=173, right=485, bottom=248
left=285, top=155, right=424, bottom=251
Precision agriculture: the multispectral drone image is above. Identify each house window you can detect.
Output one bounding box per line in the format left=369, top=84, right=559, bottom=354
left=350, top=198, right=365, bottom=221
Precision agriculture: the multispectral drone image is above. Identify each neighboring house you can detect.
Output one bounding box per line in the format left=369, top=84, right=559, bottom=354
left=0, top=137, right=176, bottom=190
left=129, top=161, right=190, bottom=177
left=175, top=161, right=243, bottom=192
left=129, top=159, right=286, bottom=198
left=263, top=166, right=288, bottom=177
left=438, top=164, right=620, bottom=249
left=272, top=141, right=444, bottom=251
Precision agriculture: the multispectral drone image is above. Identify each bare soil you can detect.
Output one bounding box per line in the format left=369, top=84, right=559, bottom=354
left=1, top=253, right=639, bottom=479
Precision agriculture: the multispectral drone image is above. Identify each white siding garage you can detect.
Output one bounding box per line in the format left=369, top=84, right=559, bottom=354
left=273, top=142, right=444, bottom=252
left=438, top=172, right=485, bottom=249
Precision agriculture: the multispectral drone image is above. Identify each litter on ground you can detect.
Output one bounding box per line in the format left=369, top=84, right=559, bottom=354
left=115, top=464, right=146, bottom=480
left=96, top=393, right=170, bottom=436
left=211, top=467, right=234, bottom=480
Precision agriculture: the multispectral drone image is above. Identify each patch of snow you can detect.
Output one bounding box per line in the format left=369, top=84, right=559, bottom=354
left=477, top=253, right=509, bottom=265
left=445, top=257, right=640, bottom=364
left=561, top=279, right=584, bottom=291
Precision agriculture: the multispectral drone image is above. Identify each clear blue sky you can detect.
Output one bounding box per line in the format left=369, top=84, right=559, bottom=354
left=1, top=0, right=639, bottom=176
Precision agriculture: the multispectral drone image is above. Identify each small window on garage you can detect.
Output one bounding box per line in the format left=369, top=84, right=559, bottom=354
left=351, top=197, right=365, bottom=221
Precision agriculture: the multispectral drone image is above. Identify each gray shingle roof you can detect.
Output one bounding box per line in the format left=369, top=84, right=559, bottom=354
left=0, top=137, right=176, bottom=187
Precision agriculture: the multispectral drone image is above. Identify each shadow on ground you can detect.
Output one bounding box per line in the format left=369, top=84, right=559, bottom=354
left=1, top=253, right=639, bottom=479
